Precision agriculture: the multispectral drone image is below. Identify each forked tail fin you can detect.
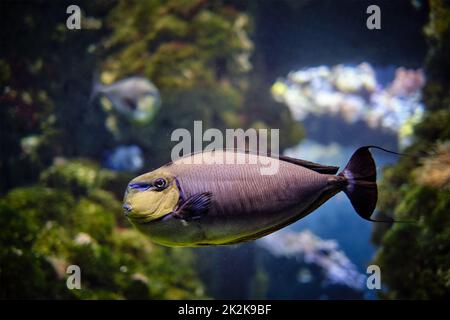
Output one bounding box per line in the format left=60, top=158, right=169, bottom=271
left=339, top=146, right=416, bottom=223
left=339, top=146, right=378, bottom=221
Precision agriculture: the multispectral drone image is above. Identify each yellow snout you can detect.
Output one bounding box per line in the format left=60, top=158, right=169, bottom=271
left=123, top=177, right=180, bottom=223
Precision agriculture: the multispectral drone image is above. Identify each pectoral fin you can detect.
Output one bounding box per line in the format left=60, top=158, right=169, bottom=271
left=173, top=192, right=212, bottom=221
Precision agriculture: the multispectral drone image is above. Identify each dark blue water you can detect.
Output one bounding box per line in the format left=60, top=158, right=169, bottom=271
left=284, top=139, right=398, bottom=299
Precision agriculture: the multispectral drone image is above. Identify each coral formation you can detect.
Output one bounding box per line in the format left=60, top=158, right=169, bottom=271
left=272, top=63, right=425, bottom=147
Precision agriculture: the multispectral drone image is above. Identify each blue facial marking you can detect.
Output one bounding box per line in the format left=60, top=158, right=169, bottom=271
left=129, top=182, right=151, bottom=191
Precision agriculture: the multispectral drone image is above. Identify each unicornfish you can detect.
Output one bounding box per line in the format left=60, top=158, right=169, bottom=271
left=122, top=147, right=382, bottom=247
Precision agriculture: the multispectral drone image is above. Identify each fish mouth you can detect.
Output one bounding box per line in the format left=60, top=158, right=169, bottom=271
left=122, top=203, right=132, bottom=216
left=126, top=209, right=156, bottom=224
left=127, top=209, right=173, bottom=225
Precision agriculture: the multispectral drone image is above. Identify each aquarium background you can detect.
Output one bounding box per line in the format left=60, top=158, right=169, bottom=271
left=0, top=0, right=449, bottom=300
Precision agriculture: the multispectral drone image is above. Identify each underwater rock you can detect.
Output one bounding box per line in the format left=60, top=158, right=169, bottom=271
left=46, top=257, right=69, bottom=280
left=20, top=135, right=41, bottom=155
left=74, top=232, right=94, bottom=246
left=104, top=145, right=144, bottom=172
left=233, top=14, right=253, bottom=72
left=40, top=159, right=113, bottom=196
left=415, top=142, right=450, bottom=189
left=258, top=230, right=366, bottom=290
left=388, top=67, right=425, bottom=96
left=272, top=63, right=425, bottom=147
left=333, top=63, right=377, bottom=93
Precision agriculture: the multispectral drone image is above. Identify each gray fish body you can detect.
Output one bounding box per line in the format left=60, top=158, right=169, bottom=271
left=141, top=151, right=345, bottom=246
left=92, top=76, right=160, bottom=120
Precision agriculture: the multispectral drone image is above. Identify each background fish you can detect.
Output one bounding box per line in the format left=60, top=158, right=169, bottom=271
left=123, top=147, right=378, bottom=247
left=90, top=76, right=161, bottom=122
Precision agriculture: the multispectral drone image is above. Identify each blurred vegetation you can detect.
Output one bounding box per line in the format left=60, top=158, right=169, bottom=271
left=0, top=160, right=205, bottom=299
left=372, top=0, right=450, bottom=300
left=0, top=0, right=302, bottom=299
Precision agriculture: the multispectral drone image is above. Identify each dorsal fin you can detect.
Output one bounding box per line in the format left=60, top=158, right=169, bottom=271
left=165, top=149, right=339, bottom=174
left=278, top=155, right=339, bottom=174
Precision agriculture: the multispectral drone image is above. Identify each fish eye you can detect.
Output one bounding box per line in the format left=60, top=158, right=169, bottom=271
left=129, top=182, right=151, bottom=192
left=154, top=178, right=167, bottom=190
